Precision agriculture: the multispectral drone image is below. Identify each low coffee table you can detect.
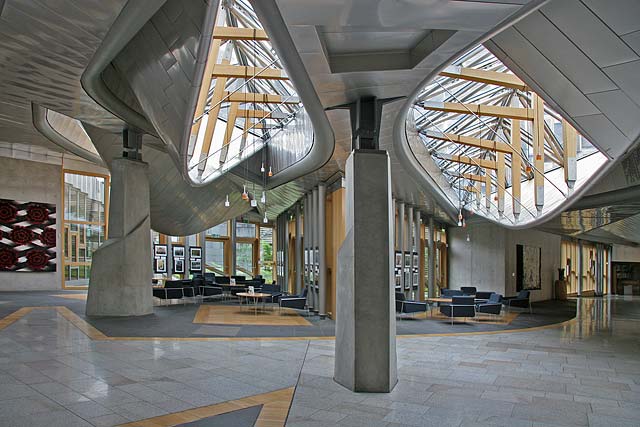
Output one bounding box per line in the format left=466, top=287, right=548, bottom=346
left=236, top=292, right=271, bottom=313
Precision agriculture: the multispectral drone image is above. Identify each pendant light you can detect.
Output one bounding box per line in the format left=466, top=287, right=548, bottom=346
left=268, top=166, right=273, bottom=177
left=260, top=191, right=266, bottom=203
left=263, top=212, right=268, bottom=223
left=242, top=185, right=248, bottom=201
left=224, top=194, right=230, bottom=207
left=457, top=209, right=463, bottom=227
left=250, top=198, right=257, bottom=207
left=260, top=162, right=265, bottom=173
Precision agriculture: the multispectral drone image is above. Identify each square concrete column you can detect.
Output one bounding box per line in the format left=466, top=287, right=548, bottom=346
left=335, top=149, right=397, bottom=392
left=86, top=158, right=153, bottom=317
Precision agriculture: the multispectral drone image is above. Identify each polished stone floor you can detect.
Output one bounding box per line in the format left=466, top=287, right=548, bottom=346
left=0, top=296, right=637, bottom=426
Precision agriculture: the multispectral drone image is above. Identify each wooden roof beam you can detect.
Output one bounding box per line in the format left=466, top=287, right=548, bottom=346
left=423, top=101, right=534, bottom=121
left=439, top=66, right=528, bottom=91
left=213, top=26, right=269, bottom=41
left=212, top=64, right=288, bottom=80
left=423, top=130, right=513, bottom=153
left=438, top=154, right=497, bottom=169
left=223, top=92, right=299, bottom=104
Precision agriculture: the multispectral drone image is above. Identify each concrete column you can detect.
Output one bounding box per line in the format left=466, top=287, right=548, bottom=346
left=312, top=187, right=319, bottom=314
left=308, top=191, right=315, bottom=310
left=335, top=149, right=397, bottom=392
left=414, top=209, right=421, bottom=299
left=295, top=203, right=302, bottom=294
left=230, top=218, right=237, bottom=276
left=398, top=202, right=405, bottom=292
left=303, top=194, right=309, bottom=303
left=607, top=246, right=612, bottom=295
left=392, top=198, right=397, bottom=250
left=199, top=231, right=206, bottom=275
left=87, top=158, right=153, bottom=316
left=428, top=217, right=435, bottom=299
left=407, top=205, right=414, bottom=297
left=318, top=184, right=327, bottom=318
left=577, top=239, right=583, bottom=296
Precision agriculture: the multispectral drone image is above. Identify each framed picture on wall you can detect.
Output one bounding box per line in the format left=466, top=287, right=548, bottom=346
left=155, top=257, right=166, bottom=273
left=394, top=252, right=402, bottom=268
left=413, top=253, right=419, bottom=267
left=154, top=245, right=167, bottom=256
left=189, top=259, right=202, bottom=272
left=174, top=258, right=185, bottom=274
left=172, top=245, right=185, bottom=258
left=404, top=253, right=411, bottom=268
left=189, top=247, right=202, bottom=258
left=412, top=272, right=419, bottom=286
left=404, top=271, right=411, bottom=290
left=516, top=244, right=541, bottom=290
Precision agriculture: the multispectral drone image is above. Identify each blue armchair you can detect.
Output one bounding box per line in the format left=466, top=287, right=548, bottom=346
left=441, top=289, right=463, bottom=298
left=476, top=293, right=503, bottom=316
left=279, top=288, right=308, bottom=314
left=395, top=292, right=427, bottom=319
left=439, top=296, right=476, bottom=324
left=503, top=290, right=532, bottom=313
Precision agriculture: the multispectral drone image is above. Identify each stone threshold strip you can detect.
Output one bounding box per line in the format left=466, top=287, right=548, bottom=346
left=0, top=306, right=577, bottom=341
left=118, top=387, right=295, bottom=427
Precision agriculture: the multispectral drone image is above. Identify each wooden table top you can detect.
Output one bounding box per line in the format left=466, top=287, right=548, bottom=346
left=236, top=292, right=271, bottom=298
left=426, top=297, right=452, bottom=303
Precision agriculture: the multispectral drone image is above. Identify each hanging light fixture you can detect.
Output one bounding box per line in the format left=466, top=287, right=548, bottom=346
left=224, top=194, right=230, bottom=207
left=466, top=234, right=470, bottom=242
left=263, top=211, right=268, bottom=223
left=457, top=209, right=463, bottom=227
left=268, top=166, right=273, bottom=177
left=242, top=185, right=248, bottom=201
left=260, top=162, right=265, bottom=173
left=260, top=191, right=266, bottom=203
left=250, top=198, right=257, bottom=207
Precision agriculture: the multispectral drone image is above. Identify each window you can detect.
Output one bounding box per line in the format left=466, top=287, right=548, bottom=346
left=236, top=222, right=256, bottom=238
left=62, top=171, right=109, bottom=288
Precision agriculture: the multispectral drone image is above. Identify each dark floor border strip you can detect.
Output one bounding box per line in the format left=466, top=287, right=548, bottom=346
left=0, top=306, right=578, bottom=342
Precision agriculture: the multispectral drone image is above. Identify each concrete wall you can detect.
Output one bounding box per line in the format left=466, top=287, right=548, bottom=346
left=612, top=245, right=640, bottom=263
left=449, top=220, right=561, bottom=302
left=504, top=228, right=561, bottom=302
left=449, top=222, right=506, bottom=296
left=0, top=157, right=62, bottom=291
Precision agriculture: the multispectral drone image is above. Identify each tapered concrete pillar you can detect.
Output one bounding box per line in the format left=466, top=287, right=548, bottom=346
left=230, top=218, right=237, bottom=275
left=398, top=202, right=405, bottom=292
left=308, top=191, right=315, bottom=311
left=335, top=149, right=397, bottom=392
left=295, top=203, right=303, bottom=294
left=428, top=217, right=435, bottom=299
left=87, top=158, right=153, bottom=317
left=407, top=205, right=414, bottom=297
left=318, top=183, right=326, bottom=318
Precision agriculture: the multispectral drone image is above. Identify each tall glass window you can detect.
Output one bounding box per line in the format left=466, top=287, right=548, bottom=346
left=63, top=171, right=109, bottom=288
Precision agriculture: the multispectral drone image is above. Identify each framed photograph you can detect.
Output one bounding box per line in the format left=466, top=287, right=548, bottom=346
left=413, top=253, right=419, bottom=268
left=189, top=247, right=202, bottom=259
left=172, top=245, right=185, bottom=258
left=395, top=273, right=401, bottom=286
left=155, top=257, right=166, bottom=273
left=154, top=244, right=167, bottom=256
left=404, top=271, right=411, bottom=290
left=395, top=252, right=402, bottom=268
left=516, top=244, right=541, bottom=291
left=404, top=253, right=411, bottom=268
left=412, top=272, right=419, bottom=286
left=190, top=259, right=202, bottom=272
left=174, top=258, right=185, bottom=274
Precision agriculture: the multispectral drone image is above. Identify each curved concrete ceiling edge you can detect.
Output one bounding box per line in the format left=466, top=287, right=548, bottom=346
left=391, top=0, right=596, bottom=229
left=80, top=0, right=165, bottom=136
left=32, top=104, right=106, bottom=167
left=250, top=0, right=335, bottom=190
left=177, top=0, right=220, bottom=186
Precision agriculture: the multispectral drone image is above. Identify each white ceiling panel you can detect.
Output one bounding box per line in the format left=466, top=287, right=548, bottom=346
left=582, top=0, right=640, bottom=36
left=603, top=59, right=640, bottom=107
left=587, top=90, right=640, bottom=142
left=514, top=12, right=617, bottom=94
left=489, top=29, right=601, bottom=118
left=622, top=31, right=640, bottom=56
left=573, top=113, right=630, bottom=158
left=542, top=0, right=639, bottom=68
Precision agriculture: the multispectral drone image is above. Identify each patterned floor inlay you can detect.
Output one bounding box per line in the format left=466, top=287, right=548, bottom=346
left=118, top=387, right=294, bottom=427
left=177, top=405, right=262, bottom=426
left=52, top=293, right=87, bottom=301
left=193, top=305, right=312, bottom=327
